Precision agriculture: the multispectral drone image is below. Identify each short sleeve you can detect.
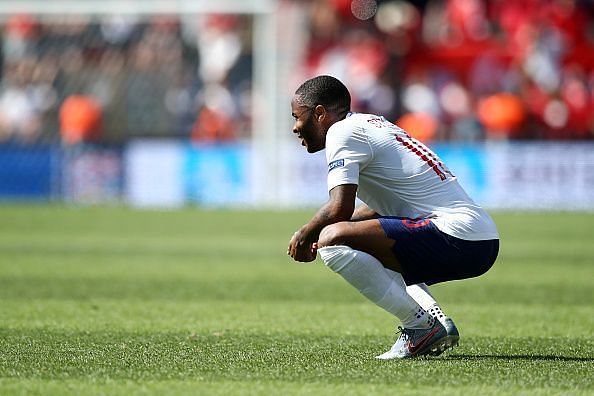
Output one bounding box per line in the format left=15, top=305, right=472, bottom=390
left=325, top=121, right=372, bottom=191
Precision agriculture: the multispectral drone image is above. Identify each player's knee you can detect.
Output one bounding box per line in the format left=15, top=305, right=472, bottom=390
left=318, top=223, right=350, bottom=248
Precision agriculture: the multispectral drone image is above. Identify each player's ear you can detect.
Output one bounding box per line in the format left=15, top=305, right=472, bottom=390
left=314, top=104, right=326, bottom=122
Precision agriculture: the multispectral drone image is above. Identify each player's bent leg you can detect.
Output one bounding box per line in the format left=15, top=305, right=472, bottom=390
left=317, top=245, right=427, bottom=327
left=318, top=245, right=447, bottom=359
left=317, top=222, right=450, bottom=359
left=317, top=219, right=402, bottom=273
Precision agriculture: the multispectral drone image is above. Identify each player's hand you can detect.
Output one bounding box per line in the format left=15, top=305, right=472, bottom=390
left=287, top=231, right=317, bottom=262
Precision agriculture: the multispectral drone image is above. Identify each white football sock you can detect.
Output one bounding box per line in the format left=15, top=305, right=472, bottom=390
left=404, top=281, right=448, bottom=325
left=318, top=245, right=434, bottom=329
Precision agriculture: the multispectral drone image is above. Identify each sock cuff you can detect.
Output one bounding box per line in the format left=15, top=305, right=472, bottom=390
left=318, top=245, right=356, bottom=272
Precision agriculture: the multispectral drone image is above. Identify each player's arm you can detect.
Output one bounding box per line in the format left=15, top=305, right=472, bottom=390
left=350, top=203, right=378, bottom=221
left=288, top=184, right=357, bottom=262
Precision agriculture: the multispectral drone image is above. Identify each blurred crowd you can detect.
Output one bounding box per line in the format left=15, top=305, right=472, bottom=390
left=299, top=0, right=594, bottom=141
left=0, top=13, right=253, bottom=144
left=0, top=0, right=593, bottom=145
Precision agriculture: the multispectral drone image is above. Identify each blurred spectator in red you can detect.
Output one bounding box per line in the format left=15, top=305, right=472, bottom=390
left=3, top=14, right=38, bottom=60
left=59, top=95, right=102, bottom=144
left=477, top=93, right=526, bottom=139
left=191, top=106, right=234, bottom=142
left=191, top=80, right=239, bottom=143
left=396, top=112, right=438, bottom=142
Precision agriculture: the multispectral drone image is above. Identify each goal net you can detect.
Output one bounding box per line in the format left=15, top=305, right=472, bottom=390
left=0, top=0, right=278, bottom=144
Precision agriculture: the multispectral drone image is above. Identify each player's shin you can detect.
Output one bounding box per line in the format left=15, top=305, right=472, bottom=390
left=318, top=245, right=433, bottom=329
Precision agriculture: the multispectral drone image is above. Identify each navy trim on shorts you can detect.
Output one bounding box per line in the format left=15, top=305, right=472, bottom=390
left=378, top=216, right=499, bottom=286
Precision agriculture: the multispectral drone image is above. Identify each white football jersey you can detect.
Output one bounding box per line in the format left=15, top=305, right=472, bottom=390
left=326, top=113, right=499, bottom=241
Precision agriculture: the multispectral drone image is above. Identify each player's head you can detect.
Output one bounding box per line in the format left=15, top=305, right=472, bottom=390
left=291, top=75, right=351, bottom=153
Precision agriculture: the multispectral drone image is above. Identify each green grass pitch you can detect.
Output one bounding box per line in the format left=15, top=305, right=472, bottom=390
left=0, top=205, right=593, bottom=395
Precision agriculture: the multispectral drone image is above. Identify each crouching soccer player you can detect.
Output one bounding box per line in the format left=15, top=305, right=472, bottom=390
left=287, top=75, right=499, bottom=359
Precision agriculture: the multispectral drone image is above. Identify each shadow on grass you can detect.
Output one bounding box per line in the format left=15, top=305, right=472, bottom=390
left=444, top=354, right=594, bottom=362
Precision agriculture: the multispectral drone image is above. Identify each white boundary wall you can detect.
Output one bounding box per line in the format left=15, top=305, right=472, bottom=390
left=277, top=141, right=594, bottom=210
left=124, top=140, right=594, bottom=210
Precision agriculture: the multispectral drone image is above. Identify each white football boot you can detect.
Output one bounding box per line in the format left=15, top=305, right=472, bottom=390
left=427, top=317, right=459, bottom=356
left=375, top=320, right=448, bottom=359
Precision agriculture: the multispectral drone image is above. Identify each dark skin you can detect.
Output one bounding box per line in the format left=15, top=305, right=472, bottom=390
left=287, top=95, right=402, bottom=272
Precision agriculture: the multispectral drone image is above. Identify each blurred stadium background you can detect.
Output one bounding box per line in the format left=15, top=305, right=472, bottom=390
left=0, top=0, right=593, bottom=210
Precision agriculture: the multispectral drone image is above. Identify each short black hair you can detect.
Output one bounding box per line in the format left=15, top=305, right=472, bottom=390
left=295, top=75, right=351, bottom=119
